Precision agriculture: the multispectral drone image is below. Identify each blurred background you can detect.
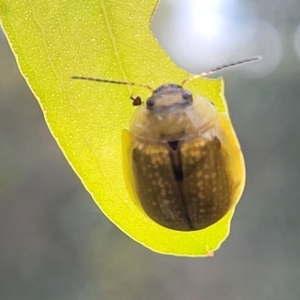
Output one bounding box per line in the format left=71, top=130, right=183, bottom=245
left=1, top=0, right=300, bottom=299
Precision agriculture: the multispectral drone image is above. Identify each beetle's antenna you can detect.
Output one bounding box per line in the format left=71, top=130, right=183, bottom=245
left=71, top=76, right=154, bottom=92
left=181, top=56, right=261, bottom=86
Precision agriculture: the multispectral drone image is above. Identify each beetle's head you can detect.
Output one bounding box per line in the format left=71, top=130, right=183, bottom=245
left=146, top=84, right=193, bottom=112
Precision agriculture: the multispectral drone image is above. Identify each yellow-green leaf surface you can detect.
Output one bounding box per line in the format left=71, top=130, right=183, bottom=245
left=0, top=0, right=242, bottom=256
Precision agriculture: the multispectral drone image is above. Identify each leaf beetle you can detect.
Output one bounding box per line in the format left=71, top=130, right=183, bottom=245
left=72, top=57, right=260, bottom=231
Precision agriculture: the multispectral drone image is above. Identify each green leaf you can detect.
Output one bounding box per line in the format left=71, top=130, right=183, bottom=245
left=0, top=0, right=244, bottom=256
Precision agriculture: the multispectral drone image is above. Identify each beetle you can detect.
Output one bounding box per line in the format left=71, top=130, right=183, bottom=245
left=72, top=57, right=259, bottom=231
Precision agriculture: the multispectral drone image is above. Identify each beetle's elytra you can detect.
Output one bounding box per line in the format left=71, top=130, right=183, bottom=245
left=72, top=57, right=259, bottom=231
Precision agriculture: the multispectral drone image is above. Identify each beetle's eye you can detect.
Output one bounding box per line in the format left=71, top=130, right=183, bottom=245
left=146, top=97, right=155, bottom=107
left=182, top=90, right=192, bottom=101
